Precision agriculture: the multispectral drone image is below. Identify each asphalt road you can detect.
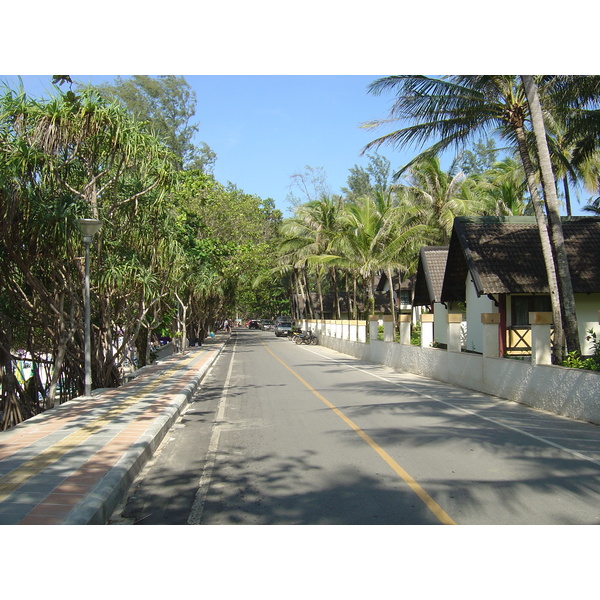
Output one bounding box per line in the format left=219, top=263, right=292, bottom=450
left=111, top=328, right=600, bottom=525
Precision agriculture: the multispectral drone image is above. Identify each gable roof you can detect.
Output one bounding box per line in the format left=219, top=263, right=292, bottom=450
left=412, top=246, right=449, bottom=306
left=441, top=216, right=600, bottom=302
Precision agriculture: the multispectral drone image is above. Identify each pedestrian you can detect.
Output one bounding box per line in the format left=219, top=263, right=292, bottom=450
left=224, top=318, right=231, bottom=333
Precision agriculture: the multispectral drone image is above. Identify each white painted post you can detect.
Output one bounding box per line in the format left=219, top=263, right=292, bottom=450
left=447, top=312, right=463, bottom=353
left=342, top=319, right=350, bottom=340
left=383, top=315, right=395, bottom=342
left=317, top=319, right=325, bottom=338
left=349, top=320, right=358, bottom=341
left=420, top=313, right=434, bottom=348
left=481, top=313, right=500, bottom=358
left=398, top=314, right=411, bottom=345
left=529, top=312, right=553, bottom=366
left=369, top=316, right=379, bottom=342
left=358, top=320, right=367, bottom=343
left=334, top=320, right=341, bottom=338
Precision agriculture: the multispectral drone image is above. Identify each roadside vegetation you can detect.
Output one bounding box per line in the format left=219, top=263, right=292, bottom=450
left=2, top=75, right=600, bottom=429
left=0, top=76, right=285, bottom=428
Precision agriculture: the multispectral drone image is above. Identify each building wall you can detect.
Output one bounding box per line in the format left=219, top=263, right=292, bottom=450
left=575, top=294, right=600, bottom=355
left=433, top=304, right=448, bottom=345
left=465, top=276, right=496, bottom=353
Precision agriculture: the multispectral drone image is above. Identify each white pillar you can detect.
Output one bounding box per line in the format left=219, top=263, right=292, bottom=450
left=349, top=320, right=358, bottom=341
left=420, top=314, right=434, bottom=348
left=447, top=312, right=462, bottom=353
left=383, top=315, right=395, bottom=342
left=358, top=321, right=367, bottom=343
left=530, top=312, right=553, bottom=366
left=334, top=320, right=342, bottom=338
left=481, top=313, right=500, bottom=358
left=342, top=319, right=349, bottom=340
left=398, top=314, right=411, bottom=345
left=369, top=316, right=379, bottom=341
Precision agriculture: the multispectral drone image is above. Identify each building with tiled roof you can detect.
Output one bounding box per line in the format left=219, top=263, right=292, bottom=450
left=416, top=216, right=600, bottom=355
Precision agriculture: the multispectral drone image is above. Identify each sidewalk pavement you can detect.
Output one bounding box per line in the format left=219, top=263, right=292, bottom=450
left=0, top=335, right=227, bottom=525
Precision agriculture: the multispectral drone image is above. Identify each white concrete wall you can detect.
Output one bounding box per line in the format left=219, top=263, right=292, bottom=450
left=308, top=319, right=600, bottom=426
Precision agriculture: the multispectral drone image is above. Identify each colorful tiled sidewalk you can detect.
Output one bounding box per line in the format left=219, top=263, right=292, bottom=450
left=0, top=338, right=225, bottom=525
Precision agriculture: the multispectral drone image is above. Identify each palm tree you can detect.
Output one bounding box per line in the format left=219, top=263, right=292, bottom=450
left=326, top=193, right=428, bottom=319
left=583, top=198, right=600, bottom=214
left=541, top=79, right=600, bottom=215
left=279, top=196, right=345, bottom=319
left=475, top=156, right=530, bottom=216
left=398, top=155, right=474, bottom=244
left=521, top=75, right=580, bottom=357
left=548, top=76, right=600, bottom=168
left=362, top=75, right=581, bottom=360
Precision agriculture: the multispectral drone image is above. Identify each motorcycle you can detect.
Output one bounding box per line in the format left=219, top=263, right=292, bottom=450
left=294, top=329, right=318, bottom=345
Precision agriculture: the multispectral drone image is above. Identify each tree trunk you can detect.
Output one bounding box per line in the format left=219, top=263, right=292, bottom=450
left=175, top=292, right=189, bottom=355
left=522, top=76, right=581, bottom=357
left=352, top=273, right=358, bottom=319
left=563, top=177, right=572, bottom=217
left=387, top=268, right=396, bottom=324
left=330, top=267, right=341, bottom=319
left=343, top=271, right=352, bottom=319
left=302, top=268, right=315, bottom=319
left=0, top=325, right=24, bottom=430
left=295, top=268, right=307, bottom=318
left=365, top=277, right=375, bottom=319
left=513, top=122, right=565, bottom=362
left=315, top=267, right=324, bottom=319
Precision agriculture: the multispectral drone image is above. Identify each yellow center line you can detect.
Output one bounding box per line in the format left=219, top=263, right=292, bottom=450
left=261, top=341, right=456, bottom=525
left=0, top=351, right=207, bottom=502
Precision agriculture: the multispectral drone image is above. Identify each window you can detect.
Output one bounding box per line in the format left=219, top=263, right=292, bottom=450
left=511, top=295, right=552, bottom=326
left=399, top=290, right=412, bottom=305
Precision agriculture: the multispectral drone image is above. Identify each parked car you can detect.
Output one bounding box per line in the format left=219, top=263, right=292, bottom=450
left=261, top=320, right=275, bottom=331
left=274, top=321, right=293, bottom=337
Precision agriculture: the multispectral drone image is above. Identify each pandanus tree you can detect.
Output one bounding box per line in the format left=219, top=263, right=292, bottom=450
left=0, top=83, right=174, bottom=427
left=362, top=75, right=582, bottom=361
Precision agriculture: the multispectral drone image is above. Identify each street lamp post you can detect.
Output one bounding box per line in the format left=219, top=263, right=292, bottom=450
left=77, top=218, right=102, bottom=397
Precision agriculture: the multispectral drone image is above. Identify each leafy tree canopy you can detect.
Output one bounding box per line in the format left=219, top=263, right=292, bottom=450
left=92, top=75, right=216, bottom=172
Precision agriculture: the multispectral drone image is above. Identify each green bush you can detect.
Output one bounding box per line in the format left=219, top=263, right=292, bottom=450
left=411, top=323, right=421, bottom=346
left=561, top=329, right=600, bottom=371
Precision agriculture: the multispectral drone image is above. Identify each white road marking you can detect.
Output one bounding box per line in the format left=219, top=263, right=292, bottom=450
left=187, top=336, right=237, bottom=525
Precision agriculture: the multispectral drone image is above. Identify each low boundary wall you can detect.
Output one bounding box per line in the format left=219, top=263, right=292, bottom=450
left=301, top=317, right=600, bottom=426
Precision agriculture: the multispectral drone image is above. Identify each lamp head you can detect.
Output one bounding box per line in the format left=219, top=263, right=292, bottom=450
left=77, top=218, right=103, bottom=242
